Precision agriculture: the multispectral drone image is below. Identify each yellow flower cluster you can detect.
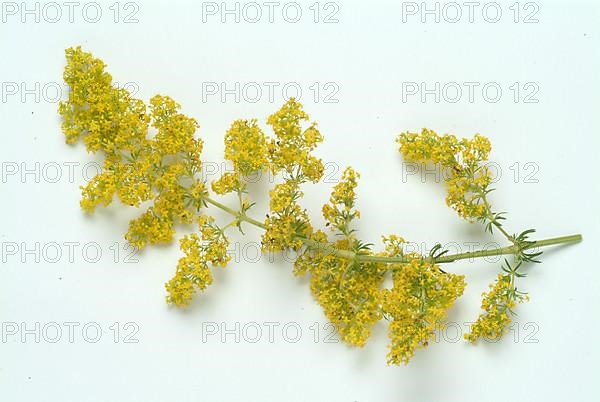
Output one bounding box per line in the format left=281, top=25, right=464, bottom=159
left=266, top=98, right=324, bottom=183
left=211, top=119, right=269, bottom=195
left=211, top=172, right=242, bottom=195
left=295, top=235, right=386, bottom=347
left=150, top=95, right=202, bottom=167
left=165, top=216, right=231, bottom=307
left=382, top=257, right=466, bottom=365
left=58, top=46, right=149, bottom=153
left=125, top=209, right=176, bottom=249
left=124, top=95, right=201, bottom=248
left=79, top=168, right=118, bottom=212
left=262, top=181, right=312, bottom=251
left=397, top=129, right=492, bottom=222
left=165, top=234, right=212, bottom=307
left=260, top=99, right=328, bottom=251
left=322, top=167, right=360, bottom=235
left=465, top=273, right=528, bottom=343
left=59, top=47, right=205, bottom=250
left=197, top=216, right=232, bottom=267
left=291, top=170, right=387, bottom=347
left=224, top=119, right=269, bottom=176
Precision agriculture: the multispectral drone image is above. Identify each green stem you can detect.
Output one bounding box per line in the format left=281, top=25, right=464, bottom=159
left=479, top=188, right=514, bottom=243
left=493, top=220, right=513, bottom=242
left=203, top=196, right=266, bottom=229
left=203, top=196, right=582, bottom=265
left=432, top=234, right=583, bottom=263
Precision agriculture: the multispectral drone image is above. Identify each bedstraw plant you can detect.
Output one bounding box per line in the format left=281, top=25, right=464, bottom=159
left=58, top=47, right=582, bottom=365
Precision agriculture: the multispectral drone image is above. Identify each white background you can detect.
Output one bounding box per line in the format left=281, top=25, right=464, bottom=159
left=1, top=0, right=599, bottom=401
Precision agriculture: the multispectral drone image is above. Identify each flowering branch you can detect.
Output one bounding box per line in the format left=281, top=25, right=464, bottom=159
left=58, top=46, right=582, bottom=366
